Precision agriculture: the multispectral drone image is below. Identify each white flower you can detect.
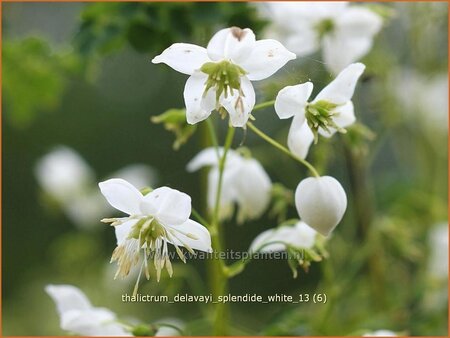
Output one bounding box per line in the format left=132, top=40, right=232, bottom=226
left=187, top=148, right=272, bottom=223
left=35, top=146, right=94, bottom=203
left=392, top=70, right=448, bottom=132
left=109, top=164, right=157, bottom=190
left=99, top=178, right=212, bottom=281
left=295, top=176, right=347, bottom=236
left=45, top=284, right=131, bottom=336
left=250, top=221, right=317, bottom=252
left=275, top=63, right=365, bottom=159
left=261, top=1, right=382, bottom=74
left=428, top=222, right=449, bottom=280
left=362, top=330, right=397, bottom=337
left=35, top=146, right=109, bottom=227
left=152, top=27, right=296, bottom=127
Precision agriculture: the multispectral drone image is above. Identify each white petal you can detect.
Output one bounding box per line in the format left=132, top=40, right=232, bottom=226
left=314, top=63, right=365, bottom=104
left=220, top=76, right=255, bottom=127
left=319, top=101, right=355, bottom=138
left=363, top=330, right=397, bottom=337
left=207, top=27, right=256, bottom=63
left=45, top=284, right=92, bottom=315
left=283, top=30, right=320, bottom=56
left=183, top=72, right=216, bottom=124
left=98, top=179, right=142, bottom=215
left=114, top=220, right=136, bottom=245
left=275, top=82, right=313, bottom=119
left=168, top=219, right=212, bottom=252
left=35, top=146, right=94, bottom=203
left=233, top=158, right=272, bottom=222
left=152, top=43, right=210, bottom=75
left=61, top=308, right=130, bottom=336
left=322, top=35, right=372, bottom=74
left=287, top=114, right=314, bottom=159
left=239, top=39, right=296, bottom=81
left=109, top=164, right=156, bottom=191
left=186, top=147, right=222, bottom=172
left=140, top=187, right=191, bottom=225
left=207, top=167, right=236, bottom=221
left=336, top=7, right=383, bottom=39
left=295, top=176, right=347, bottom=236
left=250, top=221, right=316, bottom=253
left=250, top=228, right=285, bottom=252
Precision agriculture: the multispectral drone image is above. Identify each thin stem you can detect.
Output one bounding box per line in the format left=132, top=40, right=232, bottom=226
left=191, top=207, right=210, bottom=228
left=206, top=123, right=235, bottom=336
left=253, top=99, right=275, bottom=111
left=206, top=118, right=220, bottom=159
left=212, top=125, right=235, bottom=222
left=247, top=122, right=320, bottom=178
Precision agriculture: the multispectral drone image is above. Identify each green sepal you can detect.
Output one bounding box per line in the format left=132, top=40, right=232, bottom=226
left=151, top=108, right=197, bottom=150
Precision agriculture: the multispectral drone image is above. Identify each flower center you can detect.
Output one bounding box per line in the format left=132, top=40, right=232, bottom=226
left=316, top=18, right=335, bottom=38
left=200, top=60, right=247, bottom=101
left=305, top=100, right=346, bottom=143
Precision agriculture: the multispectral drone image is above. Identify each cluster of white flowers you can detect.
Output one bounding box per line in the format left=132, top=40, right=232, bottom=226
left=260, top=1, right=382, bottom=74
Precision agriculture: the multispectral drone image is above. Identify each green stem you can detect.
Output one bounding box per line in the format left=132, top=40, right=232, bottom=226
left=208, top=124, right=235, bottom=336
left=247, top=122, right=320, bottom=178
left=191, top=207, right=210, bottom=228
left=253, top=99, right=275, bottom=111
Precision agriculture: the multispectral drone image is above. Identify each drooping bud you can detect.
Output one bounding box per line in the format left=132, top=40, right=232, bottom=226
left=295, top=176, right=347, bottom=236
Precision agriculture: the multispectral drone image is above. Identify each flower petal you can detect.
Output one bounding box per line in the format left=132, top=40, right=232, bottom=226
left=168, top=219, right=212, bottom=252
left=314, top=62, right=365, bottom=104
left=61, top=308, right=130, bottom=336
left=152, top=43, right=210, bottom=75
left=275, top=82, right=313, bottom=119
left=233, top=158, right=272, bottom=222
left=207, top=167, right=236, bottom=221
left=322, top=35, right=372, bottom=74
left=220, top=76, right=255, bottom=127
left=207, top=27, right=256, bottom=63
left=250, top=221, right=316, bottom=253
left=98, top=179, right=142, bottom=216
left=45, top=284, right=92, bottom=315
left=319, top=101, right=355, bottom=138
left=114, top=220, right=136, bottom=245
left=240, top=39, right=296, bottom=81
left=287, top=113, right=314, bottom=159
left=183, top=72, right=216, bottom=124
left=186, top=147, right=222, bottom=172
left=336, top=7, right=383, bottom=39
left=140, top=187, right=191, bottom=225
left=295, top=176, right=347, bottom=236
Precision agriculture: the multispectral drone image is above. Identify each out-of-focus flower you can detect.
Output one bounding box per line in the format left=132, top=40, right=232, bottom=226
left=428, top=222, right=449, bottom=280
left=392, top=70, right=448, bottom=132
left=362, top=330, right=397, bottom=337
left=187, top=148, right=272, bottom=223
left=295, top=176, right=347, bottom=236
left=260, top=1, right=382, bottom=73
left=35, top=146, right=94, bottom=203
left=99, top=178, right=212, bottom=281
left=275, top=63, right=365, bottom=159
left=109, top=164, right=157, bottom=191
left=250, top=221, right=317, bottom=252
left=152, top=27, right=295, bottom=127
left=45, top=284, right=131, bottom=336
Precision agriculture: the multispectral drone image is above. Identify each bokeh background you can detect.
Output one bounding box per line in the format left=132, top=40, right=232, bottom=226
left=2, top=2, right=448, bottom=336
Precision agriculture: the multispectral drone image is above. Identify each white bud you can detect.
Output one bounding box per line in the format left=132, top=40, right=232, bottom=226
left=295, top=176, right=347, bottom=236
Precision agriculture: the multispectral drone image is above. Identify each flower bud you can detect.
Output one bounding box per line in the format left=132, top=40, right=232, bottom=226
left=295, top=176, right=347, bottom=236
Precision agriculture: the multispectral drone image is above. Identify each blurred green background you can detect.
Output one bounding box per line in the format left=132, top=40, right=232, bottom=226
left=2, top=2, right=448, bottom=336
